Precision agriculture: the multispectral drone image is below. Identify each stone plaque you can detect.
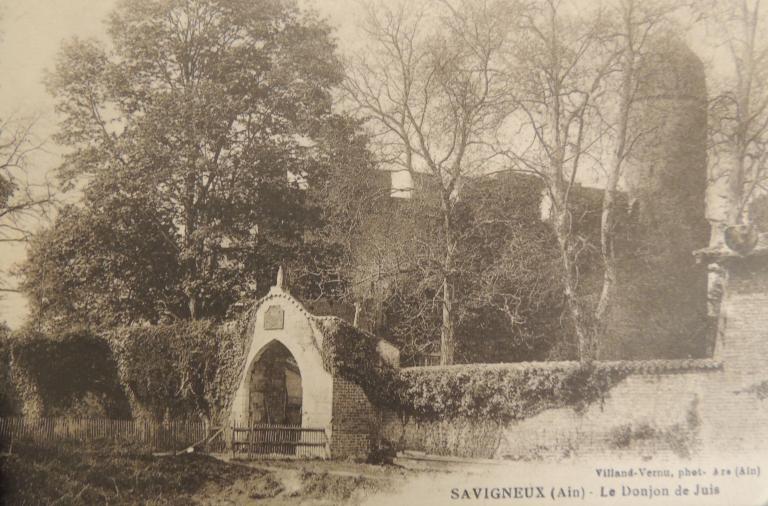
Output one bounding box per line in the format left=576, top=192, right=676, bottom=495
left=264, top=305, right=284, bottom=330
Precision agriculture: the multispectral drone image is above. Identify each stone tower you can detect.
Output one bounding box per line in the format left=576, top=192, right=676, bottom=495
left=602, top=36, right=710, bottom=359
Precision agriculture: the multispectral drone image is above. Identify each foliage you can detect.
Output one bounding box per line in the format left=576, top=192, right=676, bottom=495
left=107, top=319, right=248, bottom=422
left=30, top=0, right=363, bottom=325
left=608, top=396, right=699, bottom=458
left=609, top=422, right=655, bottom=449
left=6, top=329, right=130, bottom=418
left=391, top=418, right=505, bottom=459
left=397, top=362, right=627, bottom=423
left=0, top=114, right=52, bottom=304
left=315, top=317, right=403, bottom=408
left=357, top=173, right=603, bottom=364
left=0, top=116, right=51, bottom=245
left=298, top=470, right=378, bottom=501
left=18, top=198, right=180, bottom=329
left=290, top=115, right=382, bottom=303
left=702, top=0, right=768, bottom=226
left=311, top=319, right=627, bottom=424
left=343, top=0, right=516, bottom=364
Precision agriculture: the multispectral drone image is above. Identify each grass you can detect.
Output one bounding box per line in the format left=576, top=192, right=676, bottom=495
left=0, top=441, right=397, bottom=505
left=0, top=441, right=280, bottom=505
left=299, top=470, right=381, bottom=502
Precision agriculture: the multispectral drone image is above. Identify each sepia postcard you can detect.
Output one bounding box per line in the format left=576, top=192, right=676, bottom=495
left=0, top=0, right=767, bottom=504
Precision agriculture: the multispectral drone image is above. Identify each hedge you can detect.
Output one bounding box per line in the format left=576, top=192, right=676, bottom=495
left=396, top=362, right=628, bottom=423
left=309, top=319, right=628, bottom=423
left=3, top=315, right=630, bottom=425
left=0, top=330, right=130, bottom=418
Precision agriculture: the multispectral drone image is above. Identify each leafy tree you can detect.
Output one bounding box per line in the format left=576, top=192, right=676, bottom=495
left=26, top=0, right=359, bottom=324
left=18, top=187, right=181, bottom=329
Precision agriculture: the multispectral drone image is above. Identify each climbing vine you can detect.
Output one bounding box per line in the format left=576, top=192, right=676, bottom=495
left=107, top=319, right=250, bottom=422
left=2, top=330, right=130, bottom=417
left=315, top=317, right=402, bottom=407
left=396, top=362, right=627, bottom=423
left=314, top=317, right=626, bottom=423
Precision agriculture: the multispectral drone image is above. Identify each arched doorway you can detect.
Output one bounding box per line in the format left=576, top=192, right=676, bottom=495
left=248, top=340, right=302, bottom=426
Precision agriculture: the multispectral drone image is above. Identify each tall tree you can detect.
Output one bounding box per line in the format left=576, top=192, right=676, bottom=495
left=594, top=0, right=678, bottom=340
left=497, top=0, right=614, bottom=360
left=343, top=0, right=513, bottom=364
left=0, top=117, right=49, bottom=248
left=18, top=190, right=181, bottom=329
left=704, top=0, right=768, bottom=233
left=41, top=0, right=347, bottom=321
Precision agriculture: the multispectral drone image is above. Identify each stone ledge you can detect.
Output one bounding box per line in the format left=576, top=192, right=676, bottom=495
left=402, top=359, right=723, bottom=375
left=694, top=232, right=768, bottom=263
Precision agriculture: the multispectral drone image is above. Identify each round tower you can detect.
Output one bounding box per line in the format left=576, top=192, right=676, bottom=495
left=602, top=36, right=710, bottom=359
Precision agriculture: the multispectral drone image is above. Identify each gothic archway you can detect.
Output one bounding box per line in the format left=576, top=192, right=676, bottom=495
left=248, top=340, right=303, bottom=426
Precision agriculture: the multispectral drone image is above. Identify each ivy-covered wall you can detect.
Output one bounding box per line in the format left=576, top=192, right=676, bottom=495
left=0, top=320, right=252, bottom=423
left=396, top=362, right=628, bottom=423
left=384, top=360, right=723, bottom=460
left=0, top=331, right=131, bottom=418
left=107, top=320, right=249, bottom=423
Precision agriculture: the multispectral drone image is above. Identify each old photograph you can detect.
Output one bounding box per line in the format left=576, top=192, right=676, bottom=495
left=0, top=0, right=767, bottom=504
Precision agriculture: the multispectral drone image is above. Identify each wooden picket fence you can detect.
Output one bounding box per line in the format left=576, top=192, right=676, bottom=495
left=0, top=417, right=226, bottom=454
left=231, top=421, right=328, bottom=459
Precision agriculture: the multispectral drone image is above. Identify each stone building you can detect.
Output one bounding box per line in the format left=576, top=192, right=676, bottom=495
left=229, top=269, right=399, bottom=458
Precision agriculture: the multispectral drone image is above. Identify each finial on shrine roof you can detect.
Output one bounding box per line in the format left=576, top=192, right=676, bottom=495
left=275, top=265, right=286, bottom=289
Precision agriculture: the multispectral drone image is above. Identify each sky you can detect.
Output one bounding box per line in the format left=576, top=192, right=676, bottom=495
left=0, top=0, right=361, bottom=328
left=0, top=0, right=115, bottom=327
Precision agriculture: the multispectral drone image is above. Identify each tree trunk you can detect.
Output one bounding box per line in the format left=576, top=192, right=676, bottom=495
left=595, top=185, right=618, bottom=341
left=441, top=276, right=455, bottom=365
left=440, top=192, right=456, bottom=366
left=184, top=171, right=200, bottom=320
left=553, top=205, right=592, bottom=361
left=595, top=42, right=633, bottom=347
left=726, top=146, right=747, bottom=225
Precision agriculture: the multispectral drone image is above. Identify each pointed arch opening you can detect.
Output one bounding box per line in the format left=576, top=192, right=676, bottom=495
left=248, top=340, right=303, bottom=426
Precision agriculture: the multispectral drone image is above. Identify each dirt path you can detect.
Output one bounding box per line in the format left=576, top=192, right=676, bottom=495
left=211, top=454, right=396, bottom=480
left=193, top=454, right=399, bottom=505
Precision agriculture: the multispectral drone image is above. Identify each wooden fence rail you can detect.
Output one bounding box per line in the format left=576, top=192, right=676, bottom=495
left=0, top=417, right=222, bottom=454
left=0, top=418, right=327, bottom=459
left=231, top=422, right=328, bottom=459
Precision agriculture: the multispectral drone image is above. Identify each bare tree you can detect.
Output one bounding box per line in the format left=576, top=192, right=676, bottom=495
left=0, top=115, right=51, bottom=294
left=343, top=0, right=512, bottom=364
left=495, top=0, right=615, bottom=360
left=594, top=0, right=678, bottom=338
left=0, top=117, right=49, bottom=244
left=704, top=0, right=768, bottom=234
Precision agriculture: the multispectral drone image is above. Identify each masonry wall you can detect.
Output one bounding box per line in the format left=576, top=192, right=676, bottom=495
left=382, top=256, right=768, bottom=461
left=330, top=375, right=378, bottom=458
left=383, top=365, right=719, bottom=461
left=699, top=256, right=768, bottom=455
